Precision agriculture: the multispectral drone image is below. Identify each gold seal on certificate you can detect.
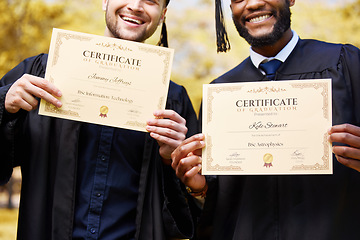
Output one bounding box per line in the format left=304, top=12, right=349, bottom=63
left=202, top=79, right=333, bottom=175
left=39, top=28, right=173, bottom=132
left=263, top=153, right=273, bottom=168
left=99, top=106, right=109, bottom=118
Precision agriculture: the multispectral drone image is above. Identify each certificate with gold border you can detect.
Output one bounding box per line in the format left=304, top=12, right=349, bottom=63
left=39, top=28, right=173, bottom=132
left=202, top=79, right=332, bottom=175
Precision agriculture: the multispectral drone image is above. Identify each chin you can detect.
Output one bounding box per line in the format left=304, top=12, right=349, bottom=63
left=115, top=32, right=145, bottom=42
left=250, top=30, right=274, bottom=40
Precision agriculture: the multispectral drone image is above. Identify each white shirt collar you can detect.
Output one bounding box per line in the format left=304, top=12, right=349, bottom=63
left=250, top=30, right=299, bottom=69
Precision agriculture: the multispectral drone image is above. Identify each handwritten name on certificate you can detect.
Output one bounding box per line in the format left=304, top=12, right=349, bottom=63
left=39, top=28, right=173, bottom=132
left=202, top=79, right=333, bottom=175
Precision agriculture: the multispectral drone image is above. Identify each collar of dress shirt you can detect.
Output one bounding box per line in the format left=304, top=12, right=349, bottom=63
left=250, top=30, right=299, bottom=69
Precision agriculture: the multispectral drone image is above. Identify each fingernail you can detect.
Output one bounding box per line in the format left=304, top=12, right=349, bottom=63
left=196, top=133, right=204, bottom=139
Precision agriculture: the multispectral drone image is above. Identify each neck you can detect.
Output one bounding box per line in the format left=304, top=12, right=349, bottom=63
left=252, top=29, right=293, bottom=57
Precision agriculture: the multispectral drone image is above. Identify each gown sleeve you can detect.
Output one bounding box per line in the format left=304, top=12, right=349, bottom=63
left=340, top=44, right=360, bottom=126
left=0, top=54, right=48, bottom=184
left=160, top=81, right=200, bottom=239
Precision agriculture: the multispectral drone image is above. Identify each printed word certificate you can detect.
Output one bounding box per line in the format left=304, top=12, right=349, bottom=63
left=202, top=79, right=332, bottom=175
left=39, top=28, right=173, bottom=132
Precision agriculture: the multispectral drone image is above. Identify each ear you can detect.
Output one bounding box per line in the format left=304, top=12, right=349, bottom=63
left=289, top=0, right=295, bottom=7
left=102, top=0, right=108, bottom=11
left=160, top=7, right=167, bottom=23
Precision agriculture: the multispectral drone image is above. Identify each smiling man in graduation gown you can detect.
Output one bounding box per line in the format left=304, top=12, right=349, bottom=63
left=0, top=0, right=200, bottom=239
left=171, top=0, right=360, bottom=239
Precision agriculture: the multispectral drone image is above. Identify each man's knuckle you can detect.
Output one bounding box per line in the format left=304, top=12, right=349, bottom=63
left=179, top=159, right=186, bottom=167
left=168, top=121, right=176, bottom=129
left=169, top=110, right=176, bottom=116
left=12, top=98, right=21, bottom=106
left=338, top=134, right=349, bottom=142
left=17, top=80, right=26, bottom=89
left=183, top=126, right=188, bottom=135
left=38, top=79, right=48, bottom=88
left=166, top=128, right=173, bottom=135
left=178, top=145, right=186, bottom=154
left=341, top=147, right=351, bottom=156
left=38, top=90, right=45, bottom=98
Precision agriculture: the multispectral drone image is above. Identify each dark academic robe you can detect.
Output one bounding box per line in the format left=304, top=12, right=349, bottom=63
left=198, top=39, right=360, bottom=240
left=0, top=54, right=199, bottom=240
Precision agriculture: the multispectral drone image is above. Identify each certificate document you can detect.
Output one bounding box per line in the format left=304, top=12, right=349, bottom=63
left=39, top=28, right=173, bottom=132
left=202, top=79, right=332, bottom=175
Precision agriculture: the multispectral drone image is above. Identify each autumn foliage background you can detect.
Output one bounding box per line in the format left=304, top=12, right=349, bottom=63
left=0, top=0, right=359, bottom=239
left=1, top=0, right=360, bottom=113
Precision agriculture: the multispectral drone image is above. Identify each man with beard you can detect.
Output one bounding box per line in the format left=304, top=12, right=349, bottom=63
left=171, top=0, right=360, bottom=239
left=0, top=0, right=198, bottom=239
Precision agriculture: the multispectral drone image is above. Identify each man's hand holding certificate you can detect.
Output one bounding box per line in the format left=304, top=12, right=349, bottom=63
left=39, top=28, right=173, bottom=132
left=202, top=79, right=333, bottom=175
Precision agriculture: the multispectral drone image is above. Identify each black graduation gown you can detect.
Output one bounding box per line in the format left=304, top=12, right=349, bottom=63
left=0, top=54, right=199, bottom=240
left=198, top=39, right=360, bottom=240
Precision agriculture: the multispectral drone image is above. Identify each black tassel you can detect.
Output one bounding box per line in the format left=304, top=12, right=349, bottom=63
left=157, top=20, right=168, bottom=48
left=215, top=0, right=230, bottom=52
left=157, top=0, right=169, bottom=47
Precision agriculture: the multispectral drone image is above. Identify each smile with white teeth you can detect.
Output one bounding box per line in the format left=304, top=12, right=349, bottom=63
left=249, top=14, right=271, bottom=23
left=122, top=16, right=143, bottom=25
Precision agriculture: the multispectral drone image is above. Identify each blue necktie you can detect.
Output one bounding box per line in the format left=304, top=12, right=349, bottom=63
left=259, top=59, right=282, bottom=80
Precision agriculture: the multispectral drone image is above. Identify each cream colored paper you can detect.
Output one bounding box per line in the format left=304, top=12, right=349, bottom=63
left=39, top=28, right=173, bottom=132
left=202, top=79, right=332, bottom=175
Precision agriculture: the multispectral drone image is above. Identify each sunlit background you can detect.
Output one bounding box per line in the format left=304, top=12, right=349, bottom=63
left=0, top=0, right=358, bottom=239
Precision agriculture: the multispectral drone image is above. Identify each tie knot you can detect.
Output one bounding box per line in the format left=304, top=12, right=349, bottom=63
left=259, top=59, right=282, bottom=80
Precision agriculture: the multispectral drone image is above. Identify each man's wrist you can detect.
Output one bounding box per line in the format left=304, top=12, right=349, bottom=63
left=186, top=182, right=208, bottom=198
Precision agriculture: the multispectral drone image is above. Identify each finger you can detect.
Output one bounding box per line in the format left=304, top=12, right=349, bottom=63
left=149, top=132, right=183, bottom=149
left=332, top=145, right=360, bottom=160
left=176, top=162, right=202, bottom=184
left=184, top=164, right=202, bottom=178
left=26, top=77, right=62, bottom=107
left=27, top=75, right=62, bottom=98
left=6, top=75, right=62, bottom=113
left=171, top=135, right=205, bottom=166
left=180, top=133, right=205, bottom=145
left=146, top=118, right=188, bottom=136
left=176, top=155, right=202, bottom=177
left=335, top=155, right=360, bottom=172
left=182, top=165, right=203, bottom=187
left=19, top=91, right=40, bottom=111
left=329, top=124, right=360, bottom=137
left=148, top=124, right=186, bottom=142
left=329, top=132, right=360, bottom=149
left=5, top=88, right=38, bottom=113
left=153, top=110, right=186, bottom=125
left=187, top=148, right=204, bottom=158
